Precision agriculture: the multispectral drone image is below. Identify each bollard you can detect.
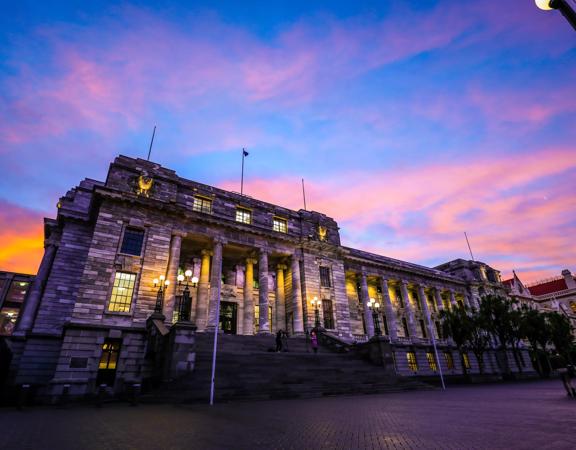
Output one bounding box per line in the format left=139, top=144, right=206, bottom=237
left=96, top=384, right=107, bottom=408
left=17, top=384, right=30, bottom=410
left=59, top=384, right=70, bottom=408
left=130, top=383, right=141, bottom=406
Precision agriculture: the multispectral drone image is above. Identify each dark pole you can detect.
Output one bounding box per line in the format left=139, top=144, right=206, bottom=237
left=302, top=178, right=307, bottom=210
left=147, top=126, right=156, bottom=161
left=154, top=284, right=164, bottom=314
left=551, top=0, right=576, bottom=30
left=372, top=309, right=382, bottom=336
left=241, top=149, right=245, bottom=196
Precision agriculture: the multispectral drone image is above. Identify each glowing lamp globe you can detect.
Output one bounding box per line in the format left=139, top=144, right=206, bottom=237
left=191, top=276, right=199, bottom=284
left=185, top=269, right=193, bottom=277
left=535, top=0, right=553, bottom=10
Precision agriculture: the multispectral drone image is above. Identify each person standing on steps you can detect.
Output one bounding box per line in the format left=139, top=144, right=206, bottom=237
left=311, top=329, right=318, bottom=355
left=275, top=329, right=283, bottom=352
left=282, top=330, right=289, bottom=352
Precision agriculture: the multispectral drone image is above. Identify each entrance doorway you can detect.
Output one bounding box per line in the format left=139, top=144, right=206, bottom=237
left=219, top=302, right=237, bottom=334
left=96, top=339, right=121, bottom=387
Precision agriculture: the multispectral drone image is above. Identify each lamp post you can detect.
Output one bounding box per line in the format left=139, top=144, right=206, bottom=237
left=368, top=297, right=382, bottom=337
left=176, top=270, right=199, bottom=322
left=535, top=0, right=576, bottom=30
left=153, top=275, right=170, bottom=314
left=311, top=296, right=321, bottom=329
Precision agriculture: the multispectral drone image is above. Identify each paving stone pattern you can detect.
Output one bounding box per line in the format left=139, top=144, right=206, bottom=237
left=1, top=380, right=574, bottom=450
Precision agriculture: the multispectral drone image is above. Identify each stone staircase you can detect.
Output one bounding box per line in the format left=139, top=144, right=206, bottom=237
left=143, top=333, right=433, bottom=403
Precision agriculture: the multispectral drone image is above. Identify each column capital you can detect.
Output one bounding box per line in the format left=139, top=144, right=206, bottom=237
left=213, top=237, right=227, bottom=245
left=201, top=249, right=213, bottom=257
left=276, top=264, right=287, bottom=271
left=246, top=257, right=257, bottom=265
left=172, top=231, right=187, bottom=238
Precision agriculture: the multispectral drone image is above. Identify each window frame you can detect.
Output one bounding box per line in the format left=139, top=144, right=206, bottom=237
left=272, top=216, right=288, bottom=233
left=107, top=271, right=138, bottom=314
left=319, top=266, right=331, bottom=288
left=192, top=195, right=213, bottom=214
left=406, top=351, right=418, bottom=372
left=235, top=207, right=252, bottom=225
left=119, top=227, right=146, bottom=257
left=426, top=352, right=438, bottom=372
left=444, top=351, right=455, bottom=370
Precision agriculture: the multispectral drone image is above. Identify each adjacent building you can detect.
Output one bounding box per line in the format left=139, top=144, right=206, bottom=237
left=3, top=155, right=533, bottom=401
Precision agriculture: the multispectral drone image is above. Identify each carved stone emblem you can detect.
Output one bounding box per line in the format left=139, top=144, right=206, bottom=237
left=135, top=172, right=154, bottom=197
left=318, top=225, right=327, bottom=242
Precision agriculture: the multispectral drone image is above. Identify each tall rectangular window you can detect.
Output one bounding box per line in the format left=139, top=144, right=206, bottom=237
left=444, top=352, right=454, bottom=370
left=407, top=351, right=418, bottom=372
left=462, top=352, right=471, bottom=370
left=419, top=319, right=427, bottom=338
left=427, top=352, right=438, bottom=372
left=273, top=217, right=287, bottom=233
left=395, top=288, right=404, bottom=308
left=120, top=228, right=145, bottom=256
left=236, top=207, right=251, bottom=224
left=97, top=339, right=122, bottom=386
left=319, top=267, right=331, bottom=288
left=435, top=321, right=442, bottom=339
left=322, top=299, right=334, bottom=329
left=108, top=272, right=137, bottom=313
left=193, top=196, right=212, bottom=214
left=402, top=317, right=410, bottom=337
left=0, top=280, right=30, bottom=336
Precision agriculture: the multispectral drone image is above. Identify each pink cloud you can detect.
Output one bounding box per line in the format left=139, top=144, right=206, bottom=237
left=222, top=147, right=576, bottom=283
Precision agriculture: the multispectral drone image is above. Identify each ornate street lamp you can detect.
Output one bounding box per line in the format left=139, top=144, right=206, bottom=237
left=176, top=270, right=199, bottom=322
left=535, top=0, right=576, bottom=30
left=368, top=297, right=382, bottom=336
left=153, top=275, right=170, bottom=314
left=311, top=296, right=321, bottom=329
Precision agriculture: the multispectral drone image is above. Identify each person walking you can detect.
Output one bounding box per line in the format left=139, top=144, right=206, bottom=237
left=282, top=330, right=289, bottom=352
left=550, top=352, right=575, bottom=398
left=275, top=329, right=283, bottom=352
left=311, top=329, right=319, bottom=355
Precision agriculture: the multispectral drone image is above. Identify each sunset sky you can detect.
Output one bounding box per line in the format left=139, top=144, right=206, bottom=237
left=1, top=0, right=574, bottom=283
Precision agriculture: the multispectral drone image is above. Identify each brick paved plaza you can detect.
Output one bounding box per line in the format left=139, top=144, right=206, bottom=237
left=1, top=379, right=575, bottom=450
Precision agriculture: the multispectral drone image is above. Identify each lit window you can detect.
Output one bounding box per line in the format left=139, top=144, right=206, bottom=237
left=427, top=352, right=438, bottom=372
left=98, top=340, right=121, bottom=370
left=0, top=307, right=19, bottom=336
left=571, top=302, right=576, bottom=314
left=120, top=228, right=145, bottom=256
left=444, top=352, right=454, bottom=370
left=108, top=272, right=137, bottom=313
left=462, top=352, right=471, bottom=370
left=193, top=196, right=212, bottom=214
left=273, top=217, right=287, bottom=233
left=319, top=267, right=331, bottom=288
left=236, top=207, right=251, bottom=224
left=5, top=280, right=30, bottom=304
left=407, top=351, right=418, bottom=372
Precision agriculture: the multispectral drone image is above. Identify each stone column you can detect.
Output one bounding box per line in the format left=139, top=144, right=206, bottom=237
left=15, top=242, right=58, bottom=334
left=360, top=273, right=374, bottom=337
left=418, top=285, right=432, bottom=339
left=449, top=289, right=458, bottom=307
left=189, top=257, right=201, bottom=324
left=206, top=239, right=224, bottom=331
left=258, top=249, right=270, bottom=334
left=400, top=281, right=418, bottom=338
left=291, top=256, right=304, bottom=334
left=276, top=264, right=287, bottom=332
left=164, top=234, right=183, bottom=323
left=380, top=277, right=397, bottom=341
left=195, top=250, right=212, bottom=331
left=434, top=287, right=444, bottom=312
left=243, top=258, right=256, bottom=335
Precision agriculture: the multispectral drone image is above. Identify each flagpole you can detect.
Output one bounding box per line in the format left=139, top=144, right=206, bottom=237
left=302, top=178, right=307, bottom=210
left=147, top=125, right=156, bottom=161
left=464, top=232, right=475, bottom=261
left=241, top=148, right=246, bottom=196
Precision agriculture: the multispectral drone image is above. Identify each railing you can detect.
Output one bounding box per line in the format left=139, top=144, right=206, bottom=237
left=318, top=331, right=354, bottom=353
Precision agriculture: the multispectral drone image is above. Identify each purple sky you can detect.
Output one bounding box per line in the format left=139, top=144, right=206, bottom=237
left=1, top=0, right=575, bottom=283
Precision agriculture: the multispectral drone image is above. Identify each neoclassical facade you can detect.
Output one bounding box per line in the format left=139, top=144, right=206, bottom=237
left=4, top=155, right=531, bottom=400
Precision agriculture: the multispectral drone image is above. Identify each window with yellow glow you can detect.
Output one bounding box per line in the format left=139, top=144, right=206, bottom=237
left=273, top=217, right=287, bottom=233
left=462, top=352, right=471, bottom=370
left=98, top=340, right=121, bottom=370
left=108, top=272, right=136, bottom=313
left=570, top=302, right=576, bottom=314
left=426, top=352, right=438, bottom=372
left=193, top=196, right=212, bottom=214
left=235, top=207, right=251, bottom=224
left=406, top=351, right=418, bottom=372
left=444, top=351, right=454, bottom=370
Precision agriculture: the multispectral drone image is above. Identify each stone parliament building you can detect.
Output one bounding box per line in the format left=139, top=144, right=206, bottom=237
left=2, top=155, right=532, bottom=401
